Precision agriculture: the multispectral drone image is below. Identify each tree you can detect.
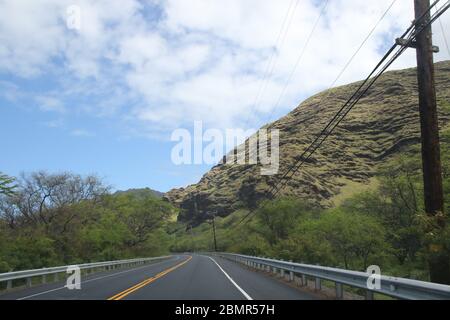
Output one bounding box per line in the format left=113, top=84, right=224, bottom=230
left=314, top=210, right=388, bottom=270
left=106, top=193, right=173, bottom=248
left=0, top=172, right=15, bottom=196
left=256, top=198, right=314, bottom=246
left=342, top=152, right=425, bottom=266
left=0, top=171, right=109, bottom=228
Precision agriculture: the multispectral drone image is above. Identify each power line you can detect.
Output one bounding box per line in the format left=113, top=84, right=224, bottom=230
left=243, top=0, right=300, bottom=128
left=266, top=0, right=444, bottom=194
left=237, top=0, right=405, bottom=226
left=329, top=0, right=398, bottom=89
left=268, top=0, right=448, bottom=200
left=436, top=6, right=450, bottom=56
left=262, top=0, right=330, bottom=127
left=269, top=0, right=449, bottom=204
left=264, top=0, right=398, bottom=127
left=237, top=0, right=449, bottom=227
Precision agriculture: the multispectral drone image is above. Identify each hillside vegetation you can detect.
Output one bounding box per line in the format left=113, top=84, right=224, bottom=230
left=167, top=61, right=450, bottom=282
left=171, top=124, right=450, bottom=280
left=0, top=175, right=176, bottom=273
left=166, top=61, right=450, bottom=226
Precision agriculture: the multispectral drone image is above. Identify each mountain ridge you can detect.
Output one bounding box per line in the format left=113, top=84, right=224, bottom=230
left=165, top=61, right=450, bottom=225
left=115, top=188, right=164, bottom=199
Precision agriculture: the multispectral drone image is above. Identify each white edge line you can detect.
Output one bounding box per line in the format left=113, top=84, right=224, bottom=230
left=206, top=256, right=253, bottom=301
left=16, top=256, right=181, bottom=300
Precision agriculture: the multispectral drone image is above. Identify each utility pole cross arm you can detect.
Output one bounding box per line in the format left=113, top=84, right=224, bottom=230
left=395, top=37, right=440, bottom=52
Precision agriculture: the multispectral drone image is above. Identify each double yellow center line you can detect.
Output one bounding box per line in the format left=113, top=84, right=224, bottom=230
left=108, top=256, right=192, bottom=300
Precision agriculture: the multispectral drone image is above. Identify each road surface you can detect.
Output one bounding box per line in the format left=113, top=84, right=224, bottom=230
left=0, top=255, right=318, bottom=300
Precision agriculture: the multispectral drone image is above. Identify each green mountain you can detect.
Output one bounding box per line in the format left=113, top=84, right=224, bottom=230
left=115, top=188, right=164, bottom=199
left=166, top=61, right=450, bottom=225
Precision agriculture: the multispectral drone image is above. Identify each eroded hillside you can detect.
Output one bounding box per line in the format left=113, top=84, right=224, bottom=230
left=165, top=61, right=450, bottom=225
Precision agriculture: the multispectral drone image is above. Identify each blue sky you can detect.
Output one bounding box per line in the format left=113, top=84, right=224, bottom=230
left=0, top=0, right=449, bottom=192
left=0, top=93, right=207, bottom=191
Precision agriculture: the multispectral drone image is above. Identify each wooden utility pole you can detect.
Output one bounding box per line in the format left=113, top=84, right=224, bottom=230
left=189, top=225, right=195, bottom=252
left=210, top=213, right=218, bottom=252
left=414, top=0, right=449, bottom=284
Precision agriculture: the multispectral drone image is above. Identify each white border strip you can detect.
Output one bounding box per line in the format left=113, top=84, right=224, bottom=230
left=207, top=256, right=253, bottom=301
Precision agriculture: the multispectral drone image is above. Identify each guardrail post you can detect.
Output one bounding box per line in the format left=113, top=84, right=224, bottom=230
left=280, top=269, right=285, bottom=279
left=366, top=291, right=374, bottom=300
left=315, top=278, right=322, bottom=291
left=42, top=274, right=46, bottom=284
left=289, top=271, right=294, bottom=282
left=302, top=274, right=307, bottom=287
left=335, top=283, right=344, bottom=299
left=26, top=277, right=32, bottom=288
left=7, top=280, right=12, bottom=290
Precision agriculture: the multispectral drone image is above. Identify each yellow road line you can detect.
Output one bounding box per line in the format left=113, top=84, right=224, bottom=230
left=107, top=256, right=192, bottom=300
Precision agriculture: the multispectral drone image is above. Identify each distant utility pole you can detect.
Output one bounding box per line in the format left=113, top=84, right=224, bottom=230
left=414, top=0, right=449, bottom=284
left=209, top=212, right=218, bottom=252
left=189, top=225, right=195, bottom=252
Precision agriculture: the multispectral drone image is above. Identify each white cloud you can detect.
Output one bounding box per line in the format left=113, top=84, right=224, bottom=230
left=42, top=119, right=64, bottom=128
left=0, top=0, right=66, bottom=77
left=36, top=96, right=66, bottom=113
left=71, top=129, right=94, bottom=137
left=0, top=80, right=21, bottom=102
left=0, top=0, right=449, bottom=137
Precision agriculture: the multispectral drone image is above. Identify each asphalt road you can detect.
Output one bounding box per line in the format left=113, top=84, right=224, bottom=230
left=0, top=255, right=318, bottom=300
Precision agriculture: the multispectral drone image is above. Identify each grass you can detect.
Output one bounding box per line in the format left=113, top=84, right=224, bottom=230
left=331, top=177, right=380, bottom=207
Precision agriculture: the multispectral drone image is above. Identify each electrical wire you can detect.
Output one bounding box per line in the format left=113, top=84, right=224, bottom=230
left=269, top=0, right=449, bottom=200
left=243, top=0, right=301, bottom=129
left=436, top=6, right=450, bottom=56
left=262, top=0, right=330, bottom=127
left=237, top=0, right=449, bottom=227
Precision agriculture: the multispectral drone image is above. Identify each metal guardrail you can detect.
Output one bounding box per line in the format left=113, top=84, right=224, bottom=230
left=0, top=256, right=171, bottom=291
left=212, top=253, right=450, bottom=300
